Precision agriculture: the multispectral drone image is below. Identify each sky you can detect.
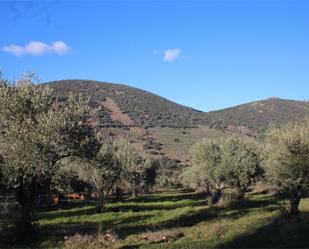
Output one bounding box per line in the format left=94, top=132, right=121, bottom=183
left=0, top=0, right=309, bottom=112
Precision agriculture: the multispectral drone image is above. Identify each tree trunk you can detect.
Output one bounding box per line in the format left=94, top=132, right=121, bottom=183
left=289, top=196, right=301, bottom=221
left=210, top=189, right=221, bottom=204
left=131, top=187, right=137, bottom=198
left=115, top=187, right=123, bottom=202
left=15, top=180, right=36, bottom=234
left=96, top=194, right=105, bottom=213
left=3, top=188, right=9, bottom=214
left=236, top=187, right=246, bottom=200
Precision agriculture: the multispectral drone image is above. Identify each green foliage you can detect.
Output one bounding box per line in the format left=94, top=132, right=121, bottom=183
left=183, top=137, right=262, bottom=203
left=113, top=138, right=145, bottom=197
left=156, top=157, right=183, bottom=187
left=263, top=121, right=309, bottom=219
left=143, top=158, right=161, bottom=190
left=59, top=144, right=122, bottom=212
left=0, top=73, right=97, bottom=231
left=221, top=137, right=262, bottom=198
left=182, top=139, right=224, bottom=203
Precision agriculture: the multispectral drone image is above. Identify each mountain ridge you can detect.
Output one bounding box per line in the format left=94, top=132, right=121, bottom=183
left=45, top=79, right=309, bottom=135
left=46, top=79, right=209, bottom=129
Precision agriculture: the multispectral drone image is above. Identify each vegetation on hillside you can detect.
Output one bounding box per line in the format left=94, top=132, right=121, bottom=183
left=207, top=98, right=309, bottom=136
left=47, top=80, right=309, bottom=137
left=47, top=80, right=208, bottom=128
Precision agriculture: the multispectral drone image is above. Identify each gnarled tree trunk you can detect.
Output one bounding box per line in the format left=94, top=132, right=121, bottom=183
left=115, top=186, right=123, bottom=202
left=15, top=179, right=37, bottom=234
left=236, top=187, right=246, bottom=200
left=210, top=189, right=222, bottom=204
left=289, top=196, right=301, bottom=221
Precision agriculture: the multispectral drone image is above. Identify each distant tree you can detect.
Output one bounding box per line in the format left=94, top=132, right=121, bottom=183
left=263, top=122, right=309, bottom=220
left=221, top=137, right=262, bottom=200
left=154, top=157, right=181, bottom=187
left=113, top=138, right=144, bottom=197
left=60, top=144, right=121, bottom=212
left=174, top=138, right=180, bottom=143
left=185, top=139, right=225, bottom=203
left=143, top=158, right=161, bottom=192
left=180, top=165, right=208, bottom=192
left=0, top=73, right=98, bottom=232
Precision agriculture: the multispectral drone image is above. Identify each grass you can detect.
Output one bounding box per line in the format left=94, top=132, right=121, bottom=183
left=1, top=190, right=309, bottom=249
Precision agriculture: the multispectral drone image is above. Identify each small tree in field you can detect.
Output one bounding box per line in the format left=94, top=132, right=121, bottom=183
left=113, top=138, right=144, bottom=198
left=221, top=137, right=262, bottom=200
left=263, top=122, right=309, bottom=220
left=60, top=144, right=122, bottom=213
left=186, top=139, right=225, bottom=203
left=90, top=145, right=122, bottom=212
left=143, top=158, right=161, bottom=192
left=0, top=73, right=98, bottom=232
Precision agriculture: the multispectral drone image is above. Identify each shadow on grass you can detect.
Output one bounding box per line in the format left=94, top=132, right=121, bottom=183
left=2, top=192, right=284, bottom=248
left=42, top=193, right=279, bottom=233
left=107, top=201, right=203, bottom=213
left=217, top=211, right=309, bottom=249
left=37, top=193, right=206, bottom=220
left=152, top=198, right=277, bottom=229
left=41, top=212, right=156, bottom=237
left=114, top=196, right=280, bottom=239
left=131, top=192, right=207, bottom=203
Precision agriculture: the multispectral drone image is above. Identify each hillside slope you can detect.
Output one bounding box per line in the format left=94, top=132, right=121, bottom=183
left=45, top=80, right=309, bottom=160
left=47, top=80, right=309, bottom=134
left=47, top=80, right=208, bottom=128
left=207, top=97, right=309, bottom=135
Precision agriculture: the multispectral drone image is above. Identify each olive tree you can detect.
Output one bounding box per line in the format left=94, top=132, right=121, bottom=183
left=113, top=138, right=144, bottom=197
left=263, top=122, right=309, bottom=220
left=185, top=139, right=225, bottom=203
left=143, top=158, right=161, bottom=192
left=0, top=74, right=97, bottom=232
left=221, top=137, right=262, bottom=200
left=60, top=144, right=121, bottom=212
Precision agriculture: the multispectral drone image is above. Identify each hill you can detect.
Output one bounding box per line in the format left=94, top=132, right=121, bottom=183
left=46, top=80, right=227, bottom=162
left=47, top=80, right=209, bottom=128
left=45, top=80, right=309, bottom=160
left=206, top=97, right=309, bottom=136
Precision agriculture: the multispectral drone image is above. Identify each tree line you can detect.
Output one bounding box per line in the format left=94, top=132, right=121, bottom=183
left=181, top=122, right=309, bottom=220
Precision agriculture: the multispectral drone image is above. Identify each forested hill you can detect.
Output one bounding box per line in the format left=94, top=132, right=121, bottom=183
left=46, top=80, right=209, bottom=128
left=46, top=80, right=309, bottom=136
left=207, top=97, right=309, bottom=134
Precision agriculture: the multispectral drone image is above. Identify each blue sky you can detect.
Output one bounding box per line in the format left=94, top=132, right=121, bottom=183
left=0, top=1, right=308, bottom=112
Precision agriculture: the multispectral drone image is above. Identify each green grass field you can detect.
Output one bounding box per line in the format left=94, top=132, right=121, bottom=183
left=1, top=190, right=309, bottom=249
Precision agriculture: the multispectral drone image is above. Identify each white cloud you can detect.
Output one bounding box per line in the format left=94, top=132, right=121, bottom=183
left=163, top=48, right=181, bottom=63
left=52, top=41, right=71, bottom=55
left=2, top=41, right=71, bottom=56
